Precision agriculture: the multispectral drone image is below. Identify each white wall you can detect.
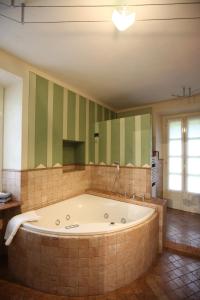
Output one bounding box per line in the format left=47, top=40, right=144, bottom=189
left=3, top=80, right=22, bottom=170
left=0, top=86, right=3, bottom=190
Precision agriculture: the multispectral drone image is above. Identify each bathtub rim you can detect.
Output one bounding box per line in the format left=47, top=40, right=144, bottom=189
left=21, top=194, right=156, bottom=236
left=20, top=210, right=158, bottom=238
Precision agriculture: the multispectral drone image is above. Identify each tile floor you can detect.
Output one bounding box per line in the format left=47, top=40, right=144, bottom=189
left=0, top=251, right=200, bottom=300
left=167, top=208, right=200, bottom=248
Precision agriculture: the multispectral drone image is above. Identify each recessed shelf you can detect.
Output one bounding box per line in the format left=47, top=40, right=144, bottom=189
left=63, top=140, right=85, bottom=172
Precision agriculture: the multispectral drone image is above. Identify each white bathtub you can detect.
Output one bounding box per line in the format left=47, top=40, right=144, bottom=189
left=23, top=194, right=155, bottom=235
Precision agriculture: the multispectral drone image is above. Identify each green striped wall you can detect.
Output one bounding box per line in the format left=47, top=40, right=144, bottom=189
left=34, top=75, right=48, bottom=167
left=117, top=107, right=152, bottom=118
left=28, top=72, right=116, bottom=168
left=95, top=114, right=152, bottom=167
left=52, top=84, right=63, bottom=165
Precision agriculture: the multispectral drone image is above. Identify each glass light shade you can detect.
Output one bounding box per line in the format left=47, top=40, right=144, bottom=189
left=112, top=8, right=136, bottom=31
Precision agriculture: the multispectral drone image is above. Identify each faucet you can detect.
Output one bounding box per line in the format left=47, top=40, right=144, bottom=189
left=131, top=193, right=136, bottom=200
left=137, top=193, right=145, bottom=201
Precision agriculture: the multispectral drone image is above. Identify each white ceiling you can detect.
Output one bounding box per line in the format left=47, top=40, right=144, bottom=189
left=0, top=0, right=200, bottom=110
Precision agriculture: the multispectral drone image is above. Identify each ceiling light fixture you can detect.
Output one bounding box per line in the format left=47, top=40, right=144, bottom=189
left=112, top=7, right=136, bottom=31
left=1, top=1, right=200, bottom=25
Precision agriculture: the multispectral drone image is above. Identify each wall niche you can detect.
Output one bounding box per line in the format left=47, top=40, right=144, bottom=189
left=63, top=140, right=85, bottom=172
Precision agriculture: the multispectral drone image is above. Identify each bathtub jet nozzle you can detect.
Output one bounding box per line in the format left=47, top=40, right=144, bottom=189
left=65, top=224, right=79, bottom=230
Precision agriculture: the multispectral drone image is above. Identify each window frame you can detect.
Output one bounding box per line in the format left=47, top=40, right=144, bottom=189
left=186, top=116, right=200, bottom=194
left=167, top=118, right=184, bottom=192
left=164, top=112, right=200, bottom=195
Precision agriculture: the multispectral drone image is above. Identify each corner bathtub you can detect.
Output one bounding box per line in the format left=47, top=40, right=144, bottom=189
left=8, top=194, right=159, bottom=297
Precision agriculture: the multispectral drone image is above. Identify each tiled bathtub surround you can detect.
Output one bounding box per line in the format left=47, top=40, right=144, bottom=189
left=2, top=170, right=21, bottom=202
left=2, top=251, right=200, bottom=299
left=2, top=167, right=91, bottom=212
left=2, top=165, right=152, bottom=212
left=90, top=165, right=151, bottom=199
left=8, top=212, right=159, bottom=297
left=23, top=168, right=91, bottom=212
left=86, top=189, right=167, bottom=253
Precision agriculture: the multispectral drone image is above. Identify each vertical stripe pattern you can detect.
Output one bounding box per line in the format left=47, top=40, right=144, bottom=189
left=35, top=75, right=48, bottom=167
left=89, top=101, right=95, bottom=163
left=28, top=72, right=36, bottom=169
left=79, top=96, right=86, bottom=141
left=47, top=81, right=53, bottom=167
left=63, top=88, right=68, bottom=140
left=67, top=90, right=76, bottom=140
left=75, top=94, right=79, bottom=141
left=111, top=119, right=120, bottom=164
left=52, top=84, right=63, bottom=166
left=125, top=117, right=135, bottom=165
left=141, top=114, right=151, bottom=165
left=120, top=118, right=125, bottom=165
left=95, top=122, right=99, bottom=164
left=28, top=72, right=151, bottom=169
left=99, top=121, right=107, bottom=163
left=95, top=114, right=151, bottom=167
left=135, top=115, right=142, bottom=166
left=85, top=99, right=89, bottom=164
left=106, top=120, right=111, bottom=165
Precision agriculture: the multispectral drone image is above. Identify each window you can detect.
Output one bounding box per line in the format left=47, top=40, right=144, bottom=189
left=167, top=116, right=200, bottom=194
left=186, top=118, right=200, bottom=194
left=168, top=120, right=183, bottom=191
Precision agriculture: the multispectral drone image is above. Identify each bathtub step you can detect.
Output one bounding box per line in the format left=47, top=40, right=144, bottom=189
left=65, top=224, right=79, bottom=230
